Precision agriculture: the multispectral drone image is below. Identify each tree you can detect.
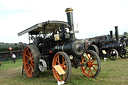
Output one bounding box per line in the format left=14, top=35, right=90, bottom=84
left=124, top=32, right=127, bottom=35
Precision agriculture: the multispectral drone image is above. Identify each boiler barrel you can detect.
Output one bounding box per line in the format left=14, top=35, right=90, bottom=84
left=0, top=43, right=23, bottom=52
left=54, top=40, right=84, bottom=56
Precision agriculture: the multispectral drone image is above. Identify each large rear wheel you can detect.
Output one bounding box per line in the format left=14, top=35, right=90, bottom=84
left=52, top=52, right=71, bottom=83
left=80, top=50, right=101, bottom=78
left=23, top=44, right=40, bottom=77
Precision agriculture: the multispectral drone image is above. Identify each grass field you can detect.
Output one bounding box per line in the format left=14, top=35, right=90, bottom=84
left=0, top=58, right=128, bottom=85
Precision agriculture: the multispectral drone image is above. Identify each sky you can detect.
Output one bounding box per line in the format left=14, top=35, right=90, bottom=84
left=0, top=0, right=128, bottom=43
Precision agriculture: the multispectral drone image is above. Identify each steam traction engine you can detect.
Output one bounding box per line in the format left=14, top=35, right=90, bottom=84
left=0, top=42, right=26, bottom=61
left=120, top=36, right=128, bottom=47
left=88, top=26, right=128, bottom=61
left=18, top=8, right=101, bottom=83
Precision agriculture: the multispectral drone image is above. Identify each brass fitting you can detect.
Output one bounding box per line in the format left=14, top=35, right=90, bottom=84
left=65, top=8, right=73, bottom=13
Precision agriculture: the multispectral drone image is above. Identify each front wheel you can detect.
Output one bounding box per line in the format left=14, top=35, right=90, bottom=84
left=108, top=49, right=118, bottom=61
left=80, top=50, right=101, bottom=78
left=52, top=52, right=71, bottom=83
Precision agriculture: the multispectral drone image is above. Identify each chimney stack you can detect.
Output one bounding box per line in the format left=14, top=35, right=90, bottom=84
left=110, top=31, right=113, bottom=39
left=65, top=8, right=75, bottom=41
left=115, top=26, right=119, bottom=42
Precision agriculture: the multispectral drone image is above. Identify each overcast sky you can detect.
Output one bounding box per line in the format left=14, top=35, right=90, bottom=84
left=0, top=0, right=128, bottom=43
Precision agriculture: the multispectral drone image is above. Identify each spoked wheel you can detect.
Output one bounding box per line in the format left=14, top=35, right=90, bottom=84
left=120, top=48, right=128, bottom=59
left=80, top=50, right=101, bottom=78
left=52, top=52, right=71, bottom=83
left=108, top=49, right=118, bottom=61
left=23, top=44, right=40, bottom=77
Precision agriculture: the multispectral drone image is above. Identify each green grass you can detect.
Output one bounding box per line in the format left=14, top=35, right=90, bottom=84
left=0, top=58, right=128, bottom=85
left=0, top=59, right=23, bottom=71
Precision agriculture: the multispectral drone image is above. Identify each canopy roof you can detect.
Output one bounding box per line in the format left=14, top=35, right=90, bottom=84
left=18, top=21, right=69, bottom=36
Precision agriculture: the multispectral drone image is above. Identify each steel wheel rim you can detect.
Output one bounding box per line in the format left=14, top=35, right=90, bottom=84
left=23, top=47, right=34, bottom=77
left=52, top=53, right=68, bottom=81
left=81, top=52, right=98, bottom=77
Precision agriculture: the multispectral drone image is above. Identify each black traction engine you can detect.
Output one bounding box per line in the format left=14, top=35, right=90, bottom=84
left=18, top=8, right=101, bottom=83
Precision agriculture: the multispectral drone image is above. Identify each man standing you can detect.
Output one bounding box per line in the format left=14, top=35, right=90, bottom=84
left=0, top=58, right=1, bottom=66
left=12, top=53, right=16, bottom=64
left=0, top=61, right=1, bottom=66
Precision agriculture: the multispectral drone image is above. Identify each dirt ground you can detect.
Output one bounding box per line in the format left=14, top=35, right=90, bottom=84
left=0, top=66, right=22, bottom=78
left=1, top=58, right=128, bottom=85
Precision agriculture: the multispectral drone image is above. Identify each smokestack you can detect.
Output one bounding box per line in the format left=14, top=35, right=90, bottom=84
left=65, top=8, right=75, bottom=41
left=110, top=31, right=113, bottom=39
left=115, top=26, right=119, bottom=42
